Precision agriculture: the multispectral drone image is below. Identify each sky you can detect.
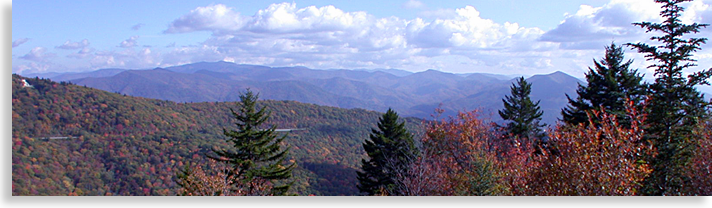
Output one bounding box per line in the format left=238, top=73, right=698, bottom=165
left=10, top=0, right=712, bottom=80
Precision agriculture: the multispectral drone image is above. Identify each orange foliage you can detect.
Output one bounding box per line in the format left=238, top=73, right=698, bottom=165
left=176, top=160, right=273, bottom=196
left=522, top=103, right=654, bottom=195
left=405, top=103, right=656, bottom=196
left=400, top=110, right=509, bottom=195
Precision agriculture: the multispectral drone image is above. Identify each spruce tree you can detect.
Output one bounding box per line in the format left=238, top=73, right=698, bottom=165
left=210, top=89, right=295, bottom=196
left=561, top=42, right=646, bottom=127
left=357, top=108, right=418, bottom=196
left=499, top=77, right=545, bottom=141
left=627, top=0, right=712, bottom=195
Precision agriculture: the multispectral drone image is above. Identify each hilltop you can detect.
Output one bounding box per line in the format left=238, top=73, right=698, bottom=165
left=12, top=74, right=422, bottom=195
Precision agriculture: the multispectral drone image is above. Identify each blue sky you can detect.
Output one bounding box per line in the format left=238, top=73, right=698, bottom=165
left=11, top=0, right=712, bottom=79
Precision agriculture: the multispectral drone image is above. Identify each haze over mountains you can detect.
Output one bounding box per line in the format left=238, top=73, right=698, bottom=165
left=28, top=61, right=583, bottom=125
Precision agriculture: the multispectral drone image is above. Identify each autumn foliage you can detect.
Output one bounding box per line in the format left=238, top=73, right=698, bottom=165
left=394, top=109, right=508, bottom=195
left=522, top=103, right=654, bottom=195
left=396, top=101, right=670, bottom=196
left=176, top=160, right=274, bottom=196
left=688, top=118, right=712, bottom=195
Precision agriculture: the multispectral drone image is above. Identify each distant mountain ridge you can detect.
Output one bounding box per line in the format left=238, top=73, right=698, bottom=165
left=28, top=61, right=584, bottom=125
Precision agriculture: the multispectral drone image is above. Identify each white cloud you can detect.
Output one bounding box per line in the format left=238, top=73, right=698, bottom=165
left=536, top=0, right=712, bottom=79
left=12, top=38, right=30, bottom=48
left=539, top=0, right=663, bottom=48
left=406, top=6, right=545, bottom=51
left=19, top=47, right=55, bottom=62
left=160, top=3, right=552, bottom=74
left=88, top=47, right=162, bottom=69
left=56, top=39, right=90, bottom=50
left=12, top=62, right=51, bottom=74
left=165, top=4, right=245, bottom=34
left=120, top=36, right=139, bottom=48
left=67, top=47, right=94, bottom=59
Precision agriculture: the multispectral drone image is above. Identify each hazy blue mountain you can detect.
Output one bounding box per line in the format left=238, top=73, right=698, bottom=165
left=23, top=68, right=126, bottom=81
left=409, top=71, right=581, bottom=124
left=65, top=62, right=583, bottom=125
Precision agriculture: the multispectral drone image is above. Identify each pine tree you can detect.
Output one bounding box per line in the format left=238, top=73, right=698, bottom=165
left=357, top=108, right=418, bottom=196
left=209, top=89, right=295, bottom=196
left=561, top=42, right=646, bottom=127
left=627, top=0, right=712, bottom=195
left=499, top=77, right=545, bottom=141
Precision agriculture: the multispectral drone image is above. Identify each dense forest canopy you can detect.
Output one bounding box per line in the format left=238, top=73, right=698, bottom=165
left=11, top=74, right=422, bottom=195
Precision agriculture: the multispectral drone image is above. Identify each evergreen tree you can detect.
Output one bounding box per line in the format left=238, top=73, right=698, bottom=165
left=357, top=108, right=418, bottom=196
left=499, top=77, right=545, bottom=141
left=627, top=0, right=712, bottom=195
left=210, top=89, right=295, bottom=196
left=561, top=42, right=646, bottom=127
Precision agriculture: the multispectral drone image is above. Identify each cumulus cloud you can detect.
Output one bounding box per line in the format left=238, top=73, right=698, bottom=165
left=165, top=4, right=245, bottom=34
left=17, top=1, right=712, bottom=77
left=56, top=39, right=90, bottom=50
left=161, top=3, right=553, bottom=73
left=406, top=6, right=545, bottom=51
left=537, top=0, right=712, bottom=78
left=120, top=36, right=139, bottom=48
left=67, top=47, right=94, bottom=59
left=12, top=38, right=30, bottom=48
left=12, top=62, right=52, bottom=74
left=88, top=47, right=162, bottom=69
left=539, top=0, right=663, bottom=48
left=19, top=47, right=55, bottom=62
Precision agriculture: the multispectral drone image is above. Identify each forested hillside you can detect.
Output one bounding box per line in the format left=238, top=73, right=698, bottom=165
left=11, top=74, right=422, bottom=195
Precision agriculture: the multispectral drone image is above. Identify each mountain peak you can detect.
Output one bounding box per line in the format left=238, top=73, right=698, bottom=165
left=527, top=71, right=580, bottom=84
left=414, top=69, right=447, bottom=75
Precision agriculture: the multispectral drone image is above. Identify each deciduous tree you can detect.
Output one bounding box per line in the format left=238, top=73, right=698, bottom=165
left=419, top=110, right=508, bottom=196
left=525, top=102, right=654, bottom=195
left=176, top=160, right=272, bottom=196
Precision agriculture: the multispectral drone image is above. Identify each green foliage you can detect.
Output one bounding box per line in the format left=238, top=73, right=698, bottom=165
left=209, top=89, right=295, bottom=196
left=627, top=0, right=712, bottom=195
left=561, top=42, right=646, bottom=127
left=499, top=77, right=545, bottom=141
left=357, top=109, right=419, bottom=196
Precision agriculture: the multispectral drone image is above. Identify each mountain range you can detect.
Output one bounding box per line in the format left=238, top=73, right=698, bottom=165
left=27, top=61, right=583, bottom=125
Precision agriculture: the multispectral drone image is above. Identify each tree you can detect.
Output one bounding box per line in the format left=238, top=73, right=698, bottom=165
left=524, top=103, right=654, bottom=196
left=357, top=108, right=418, bottom=196
left=499, top=77, right=545, bottom=144
left=687, top=116, right=712, bottom=195
left=561, top=42, right=646, bottom=127
left=627, top=0, right=712, bottom=195
left=418, top=109, right=510, bottom=196
left=209, top=89, right=295, bottom=196
left=175, top=160, right=273, bottom=196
